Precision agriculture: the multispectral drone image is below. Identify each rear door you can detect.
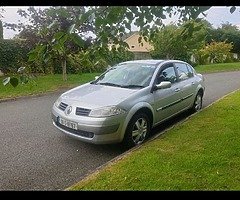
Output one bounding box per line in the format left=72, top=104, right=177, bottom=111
left=174, top=62, right=197, bottom=109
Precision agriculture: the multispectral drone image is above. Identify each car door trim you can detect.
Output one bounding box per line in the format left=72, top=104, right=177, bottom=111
left=181, top=93, right=194, bottom=101
left=156, top=93, right=194, bottom=112
left=156, top=98, right=182, bottom=111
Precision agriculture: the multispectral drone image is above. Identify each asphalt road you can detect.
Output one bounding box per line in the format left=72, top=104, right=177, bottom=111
left=1, top=71, right=240, bottom=190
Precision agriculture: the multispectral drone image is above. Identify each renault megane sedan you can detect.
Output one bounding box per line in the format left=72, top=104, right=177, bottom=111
left=52, top=60, right=205, bottom=147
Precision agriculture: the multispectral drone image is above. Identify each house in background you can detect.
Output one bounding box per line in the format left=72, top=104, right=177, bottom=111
left=108, top=31, right=154, bottom=60
left=123, top=32, right=154, bottom=60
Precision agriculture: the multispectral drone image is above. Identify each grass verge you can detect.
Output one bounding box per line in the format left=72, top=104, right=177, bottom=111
left=69, top=89, right=240, bottom=190
left=0, top=73, right=99, bottom=100
left=195, top=62, right=240, bottom=74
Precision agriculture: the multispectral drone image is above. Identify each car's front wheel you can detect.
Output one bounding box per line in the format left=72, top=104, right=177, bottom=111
left=191, top=92, right=203, bottom=112
left=123, top=113, right=151, bottom=148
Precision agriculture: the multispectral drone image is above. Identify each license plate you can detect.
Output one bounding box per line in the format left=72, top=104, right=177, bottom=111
left=59, top=117, right=77, bottom=130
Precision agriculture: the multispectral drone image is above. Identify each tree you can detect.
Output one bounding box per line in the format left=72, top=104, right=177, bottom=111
left=150, top=20, right=207, bottom=62
left=5, top=6, right=95, bottom=81
left=206, top=22, right=240, bottom=54
left=221, top=21, right=239, bottom=32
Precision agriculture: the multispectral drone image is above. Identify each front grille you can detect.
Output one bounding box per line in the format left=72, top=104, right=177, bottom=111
left=76, top=107, right=91, bottom=116
left=56, top=121, right=94, bottom=138
left=59, top=102, right=68, bottom=111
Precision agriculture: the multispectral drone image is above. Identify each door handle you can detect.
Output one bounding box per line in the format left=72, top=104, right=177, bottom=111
left=174, top=88, right=180, bottom=92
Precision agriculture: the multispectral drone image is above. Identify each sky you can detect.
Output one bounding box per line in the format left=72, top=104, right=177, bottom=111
left=1, top=6, right=240, bottom=39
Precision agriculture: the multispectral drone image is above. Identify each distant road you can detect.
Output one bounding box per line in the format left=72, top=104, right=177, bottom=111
left=0, top=71, right=240, bottom=190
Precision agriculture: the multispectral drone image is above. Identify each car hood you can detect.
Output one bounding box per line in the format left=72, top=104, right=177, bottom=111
left=61, top=83, right=138, bottom=109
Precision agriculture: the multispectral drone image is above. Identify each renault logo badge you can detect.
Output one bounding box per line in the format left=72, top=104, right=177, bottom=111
left=65, top=106, right=72, bottom=115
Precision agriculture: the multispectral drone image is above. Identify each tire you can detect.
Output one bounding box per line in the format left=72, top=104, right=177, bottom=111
left=122, top=113, right=151, bottom=148
left=191, top=92, right=203, bottom=112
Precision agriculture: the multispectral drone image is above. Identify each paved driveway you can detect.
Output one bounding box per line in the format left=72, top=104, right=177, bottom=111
left=0, top=71, right=240, bottom=190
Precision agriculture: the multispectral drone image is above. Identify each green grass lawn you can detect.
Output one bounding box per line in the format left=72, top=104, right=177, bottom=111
left=0, top=73, right=99, bottom=100
left=195, top=62, right=240, bottom=74
left=69, top=90, right=240, bottom=190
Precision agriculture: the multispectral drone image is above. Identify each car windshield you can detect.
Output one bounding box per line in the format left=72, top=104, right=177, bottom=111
left=93, top=63, right=157, bottom=88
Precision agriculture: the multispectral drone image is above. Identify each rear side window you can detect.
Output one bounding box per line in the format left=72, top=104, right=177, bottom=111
left=175, top=63, right=192, bottom=81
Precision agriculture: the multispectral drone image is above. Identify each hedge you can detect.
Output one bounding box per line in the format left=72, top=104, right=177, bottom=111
left=0, top=39, right=30, bottom=73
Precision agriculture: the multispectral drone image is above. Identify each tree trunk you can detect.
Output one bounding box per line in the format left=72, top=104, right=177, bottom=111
left=62, top=58, right=67, bottom=81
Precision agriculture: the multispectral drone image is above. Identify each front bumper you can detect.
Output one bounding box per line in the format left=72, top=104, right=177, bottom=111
left=52, top=105, right=126, bottom=144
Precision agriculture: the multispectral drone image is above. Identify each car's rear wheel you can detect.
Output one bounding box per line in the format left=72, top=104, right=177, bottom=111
left=191, top=92, right=203, bottom=112
left=123, top=113, right=151, bottom=148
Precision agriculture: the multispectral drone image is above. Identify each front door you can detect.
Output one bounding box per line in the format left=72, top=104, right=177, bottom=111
left=153, top=64, right=183, bottom=124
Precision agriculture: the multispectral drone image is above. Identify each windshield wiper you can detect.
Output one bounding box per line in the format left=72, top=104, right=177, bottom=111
left=121, top=85, right=145, bottom=89
left=97, top=82, right=123, bottom=88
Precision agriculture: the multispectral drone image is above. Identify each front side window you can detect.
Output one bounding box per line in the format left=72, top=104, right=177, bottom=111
left=187, top=64, right=195, bottom=77
left=175, top=63, right=191, bottom=81
left=94, top=63, right=157, bottom=88
left=157, top=66, right=177, bottom=84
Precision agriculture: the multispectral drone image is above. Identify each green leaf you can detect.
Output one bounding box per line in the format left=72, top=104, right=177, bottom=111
left=54, top=32, right=65, bottom=40
left=138, top=36, right=142, bottom=44
left=78, top=13, right=82, bottom=21
left=3, top=77, right=10, bottom=86
left=70, top=33, right=84, bottom=47
left=28, top=52, right=37, bottom=62
left=126, top=11, right=134, bottom=21
left=230, top=6, right=236, bottom=14
left=193, top=24, right=203, bottom=32
left=143, top=36, right=148, bottom=42
left=38, top=45, right=48, bottom=59
left=106, top=7, right=122, bottom=23
left=52, top=43, right=64, bottom=54
left=43, top=54, right=51, bottom=64
left=68, top=24, right=76, bottom=34
left=78, top=11, right=92, bottom=24
left=59, top=34, right=68, bottom=45
left=95, top=17, right=103, bottom=28
left=126, top=23, right=131, bottom=31
left=10, top=77, right=19, bottom=87
left=20, top=76, right=28, bottom=84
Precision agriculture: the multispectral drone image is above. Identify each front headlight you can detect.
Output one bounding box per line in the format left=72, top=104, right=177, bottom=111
left=89, top=106, right=126, bottom=117
left=54, top=96, right=62, bottom=108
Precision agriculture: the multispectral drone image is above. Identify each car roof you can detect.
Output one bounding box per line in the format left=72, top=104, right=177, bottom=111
left=120, top=59, right=186, bottom=66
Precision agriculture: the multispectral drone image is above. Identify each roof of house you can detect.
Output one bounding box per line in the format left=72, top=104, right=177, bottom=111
left=123, top=32, right=153, bottom=52
left=121, top=31, right=139, bottom=41
left=108, top=31, right=153, bottom=52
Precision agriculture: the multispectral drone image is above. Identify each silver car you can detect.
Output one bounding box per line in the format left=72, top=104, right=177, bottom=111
left=52, top=60, right=205, bottom=147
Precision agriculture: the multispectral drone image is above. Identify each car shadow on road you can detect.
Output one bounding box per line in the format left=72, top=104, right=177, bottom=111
left=150, top=110, right=193, bottom=137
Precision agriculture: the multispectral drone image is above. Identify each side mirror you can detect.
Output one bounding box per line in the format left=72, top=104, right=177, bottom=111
left=95, top=76, right=99, bottom=80
left=155, top=81, right=171, bottom=90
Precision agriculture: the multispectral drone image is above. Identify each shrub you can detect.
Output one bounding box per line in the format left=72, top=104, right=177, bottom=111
left=0, top=39, right=30, bottom=74
left=194, top=41, right=233, bottom=64
left=67, top=51, right=108, bottom=74
left=66, top=47, right=134, bottom=74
